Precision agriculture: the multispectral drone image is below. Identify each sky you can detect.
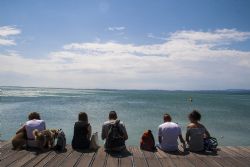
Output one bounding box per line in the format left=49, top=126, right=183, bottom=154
left=0, top=0, right=250, bottom=90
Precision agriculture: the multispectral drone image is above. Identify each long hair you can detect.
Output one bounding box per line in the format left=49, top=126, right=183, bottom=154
left=78, top=112, right=88, bottom=122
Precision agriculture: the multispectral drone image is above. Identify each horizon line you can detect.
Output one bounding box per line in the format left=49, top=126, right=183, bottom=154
left=0, top=85, right=250, bottom=92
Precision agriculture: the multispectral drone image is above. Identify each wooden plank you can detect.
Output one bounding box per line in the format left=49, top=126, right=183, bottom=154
left=2, top=142, right=250, bottom=167
left=91, top=147, right=107, bottom=167
left=156, top=146, right=194, bottom=167
left=155, top=148, right=175, bottom=167
left=105, top=154, right=119, bottom=167
left=197, top=157, right=222, bottom=167
left=174, top=154, right=197, bottom=167
left=171, top=157, right=195, bottom=167
left=9, top=151, right=37, bottom=167
left=176, top=145, right=207, bottom=167
left=0, top=141, right=11, bottom=148
left=34, top=151, right=58, bottom=167
left=186, top=156, right=208, bottom=167
left=212, top=157, right=241, bottom=167
left=237, top=146, right=250, bottom=155
left=188, top=149, right=221, bottom=167
left=0, top=149, right=29, bottom=166
left=220, top=147, right=250, bottom=167
left=0, top=142, right=15, bottom=160
left=76, top=150, right=96, bottom=167
left=23, top=150, right=53, bottom=167
left=228, top=146, right=250, bottom=157
left=142, top=150, right=162, bottom=167
left=59, top=150, right=83, bottom=167
left=119, top=149, right=133, bottom=167
left=0, top=148, right=16, bottom=160
left=129, top=146, right=148, bottom=167
left=45, top=145, right=73, bottom=167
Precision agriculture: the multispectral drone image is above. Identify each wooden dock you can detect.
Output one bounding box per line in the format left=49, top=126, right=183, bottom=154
left=1, top=141, right=250, bottom=167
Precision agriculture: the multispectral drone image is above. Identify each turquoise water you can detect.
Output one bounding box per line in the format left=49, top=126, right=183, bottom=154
left=0, top=86, right=250, bottom=146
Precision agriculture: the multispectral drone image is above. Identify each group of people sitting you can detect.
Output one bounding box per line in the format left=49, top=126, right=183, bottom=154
left=11, top=110, right=213, bottom=153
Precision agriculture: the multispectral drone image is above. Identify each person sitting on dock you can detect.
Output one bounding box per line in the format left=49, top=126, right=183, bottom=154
left=157, top=113, right=186, bottom=152
left=101, top=111, right=128, bottom=152
left=12, top=112, right=46, bottom=149
left=72, top=112, right=92, bottom=150
left=186, top=110, right=210, bottom=152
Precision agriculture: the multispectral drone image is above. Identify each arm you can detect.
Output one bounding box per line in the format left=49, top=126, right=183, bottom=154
left=16, top=125, right=25, bottom=134
left=179, top=134, right=186, bottom=149
left=158, top=126, right=162, bottom=144
left=101, top=124, right=106, bottom=140
left=158, top=136, right=162, bottom=144
left=41, top=120, right=46, bottom=130
left=204, top=127, right=210, bottom=138
left=87, top=125, right=92, bottom=140
left=178, top=127, right=186, bottom=149
left=122, top=125, right=128, bottom=141
left=200, top=124, right=210, bottom=138
left=186, top=128, right=190, bottom=143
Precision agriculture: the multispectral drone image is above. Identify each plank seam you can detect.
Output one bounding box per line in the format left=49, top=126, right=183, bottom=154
left=141, top=150, right=150, bottom=167
left=87, top=152, right=97, bottom=167
left=5, top=151, right=30, bottom=167
left=73, top=153, right=84, bottom=167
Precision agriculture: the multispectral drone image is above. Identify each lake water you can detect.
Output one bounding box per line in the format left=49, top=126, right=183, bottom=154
left=0, top=86, right=250, bottom=146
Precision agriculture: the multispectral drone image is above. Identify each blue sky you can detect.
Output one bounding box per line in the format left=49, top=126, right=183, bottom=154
left=1, top=0, right=250, bottom=89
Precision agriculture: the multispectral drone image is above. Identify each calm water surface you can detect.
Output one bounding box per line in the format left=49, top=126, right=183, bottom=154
left=0, top=86, right=250, bottom=146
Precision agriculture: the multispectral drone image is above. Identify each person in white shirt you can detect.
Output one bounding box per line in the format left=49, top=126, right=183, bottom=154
left=157, top=113, right=185, bottom=152
left=12, top=112, right=46, bottom=149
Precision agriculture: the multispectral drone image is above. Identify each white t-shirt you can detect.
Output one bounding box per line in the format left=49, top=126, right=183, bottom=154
left=25, top=119, right=46, bottom=139
left=158, top=122, right=181, bottom=151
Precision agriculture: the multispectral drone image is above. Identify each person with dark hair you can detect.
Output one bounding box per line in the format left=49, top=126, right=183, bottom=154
left=12, top=112, right=46, bottom=149
left=101, top=111, right=128, bottom=152
left=157, top=113, right=185, bottom=151
left=186, top=110, right=210, bottom=151
left=72, top=112, right=92, bottom=149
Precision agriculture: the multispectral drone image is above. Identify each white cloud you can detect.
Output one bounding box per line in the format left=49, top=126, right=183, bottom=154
left=108, top=26, right=126, bottom=31
left=147, top=33, right=167, bottom=41
left=0, top=38, right=16, bottom=46
left=170, top=29, right=250, bottom=44
left=1, top=29, right=250, bottom=89
left=0, top=26, right=21, bottom=46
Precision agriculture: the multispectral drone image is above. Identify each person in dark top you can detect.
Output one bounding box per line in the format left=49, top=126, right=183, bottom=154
left=72, top=112, right=92, bottom=149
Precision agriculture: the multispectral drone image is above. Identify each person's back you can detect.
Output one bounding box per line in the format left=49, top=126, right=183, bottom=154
left=186, top=125, right=205, bottom=151
left=72, top=112, right=92, bottom=149
left=25, top=119, right=45, bottom=140
left=158, top=122, right=181, bottom=151
left=158, top=114, right=185, bottom=152
left=186, top=110, right=210, bottom=152
left=102, top=111, right=128, bottom=152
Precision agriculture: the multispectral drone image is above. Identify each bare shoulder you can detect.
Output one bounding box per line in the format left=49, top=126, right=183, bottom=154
left=187, top=123, right=195, bottom=128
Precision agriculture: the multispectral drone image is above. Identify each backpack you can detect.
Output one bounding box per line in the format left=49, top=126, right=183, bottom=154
left=140, top=130, right=156, bottom=151
left=55, top=129, right=66, bottom=151
left=105, top=120, right=125, bottom=149
left=204, top=137, right=218, bottom=151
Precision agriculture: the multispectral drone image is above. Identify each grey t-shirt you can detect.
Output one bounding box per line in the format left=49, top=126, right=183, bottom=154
left=187, top=127, right=206, bottom=151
